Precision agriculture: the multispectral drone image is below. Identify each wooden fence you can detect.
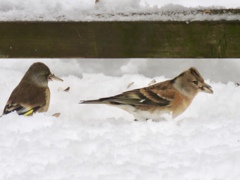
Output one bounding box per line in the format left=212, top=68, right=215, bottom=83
left=0, top=20, right=239, bottom=58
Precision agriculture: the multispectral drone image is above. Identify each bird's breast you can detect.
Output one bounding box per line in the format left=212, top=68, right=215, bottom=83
left=38, top=87, right=50, bottom=112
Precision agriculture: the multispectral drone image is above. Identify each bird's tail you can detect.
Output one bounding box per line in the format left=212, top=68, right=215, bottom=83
left=79, top=99, right=108, bottom=104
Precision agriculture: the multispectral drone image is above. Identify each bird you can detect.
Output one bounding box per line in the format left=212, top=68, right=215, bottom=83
left=2, top=62, right=63, bottom=116
left=80, top=67, right=213, bottom=121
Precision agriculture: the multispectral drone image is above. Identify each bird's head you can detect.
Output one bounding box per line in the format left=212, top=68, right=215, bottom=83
left=172, top=67, right=213, bottom=98
left=23, top=62, right=63, bottom=87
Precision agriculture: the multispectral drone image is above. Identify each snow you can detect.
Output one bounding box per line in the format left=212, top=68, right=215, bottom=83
left=0, top=0, right=239, bottom=21
left=0, top=59, right=240, bottom=179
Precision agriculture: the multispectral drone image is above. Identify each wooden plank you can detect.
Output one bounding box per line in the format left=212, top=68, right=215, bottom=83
left=0, top=21, right=240, bottom=58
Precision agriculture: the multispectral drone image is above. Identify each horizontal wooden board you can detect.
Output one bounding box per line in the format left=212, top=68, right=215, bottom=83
left=0, top=21, right=240, bottom=58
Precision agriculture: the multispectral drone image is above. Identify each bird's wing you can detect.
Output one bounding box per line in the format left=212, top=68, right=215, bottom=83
left=105, top=88, right=169, bottom=106
left=82, top=83, right=173, bottom=107
left=2, top=83, right=47, bottom=116
left=3, top=103, right=43, bottom=116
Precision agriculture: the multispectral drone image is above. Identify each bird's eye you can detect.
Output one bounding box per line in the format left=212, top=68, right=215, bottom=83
left=192, top=81, right=198, bottom=85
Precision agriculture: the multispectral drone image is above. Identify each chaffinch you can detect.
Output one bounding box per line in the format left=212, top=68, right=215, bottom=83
left=80, top=67, right=213, bottom=121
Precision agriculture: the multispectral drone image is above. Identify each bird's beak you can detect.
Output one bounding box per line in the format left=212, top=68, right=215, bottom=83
left=201, top=83, right=213, bottom=94
left=49, top=74, right=63, bottom=82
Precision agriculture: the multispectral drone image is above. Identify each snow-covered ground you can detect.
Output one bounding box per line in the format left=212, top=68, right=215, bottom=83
left=0, top=59, right=240, bottom=180
left=0, top=0, right=239, bottom=21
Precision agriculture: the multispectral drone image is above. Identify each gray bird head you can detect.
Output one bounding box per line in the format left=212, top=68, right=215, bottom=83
left=22, top=62, right=63, bottom=87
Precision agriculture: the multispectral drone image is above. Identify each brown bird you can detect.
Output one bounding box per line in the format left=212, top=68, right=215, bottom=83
left=80, top=67, right=213, bottom=121
left=2, top=62, right=63, bottom=116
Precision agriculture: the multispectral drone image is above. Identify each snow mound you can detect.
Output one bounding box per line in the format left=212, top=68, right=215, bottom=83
left=0, top=0, right=239, bottom=21
left=0, top=59, right=240, bottom=179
